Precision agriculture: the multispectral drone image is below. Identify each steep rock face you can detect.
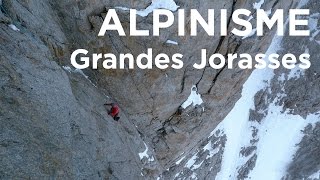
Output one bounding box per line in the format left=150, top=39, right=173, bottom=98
left=0, top=1, right=160, bottom=179
left=1, top=0, right=319, bottom=179
left=81, top=0, right=284, bottom=167
left=1, top=0, right=249, bottom=170
left=0, top=27, right=151, bottom=179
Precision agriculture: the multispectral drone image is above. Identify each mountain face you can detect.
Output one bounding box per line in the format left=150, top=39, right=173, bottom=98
left=0, top=0, right=319, bottom=179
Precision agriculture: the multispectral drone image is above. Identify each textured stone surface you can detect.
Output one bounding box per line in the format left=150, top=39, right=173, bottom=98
left=0, top=2, right=159, bottom=178
left=0, top=0, right=319, bottom=179
left=285, top=123, right=320, bottom=180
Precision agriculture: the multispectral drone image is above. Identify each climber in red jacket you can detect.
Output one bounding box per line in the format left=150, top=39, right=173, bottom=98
left=104, top=103, right=120, bottom=121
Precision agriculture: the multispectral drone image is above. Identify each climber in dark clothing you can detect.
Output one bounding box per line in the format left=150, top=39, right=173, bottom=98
left=104, top=103, right=120, bottom=121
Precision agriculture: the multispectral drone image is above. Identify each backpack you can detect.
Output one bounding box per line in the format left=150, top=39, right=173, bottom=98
left=114, top=116, right=120, bottom=121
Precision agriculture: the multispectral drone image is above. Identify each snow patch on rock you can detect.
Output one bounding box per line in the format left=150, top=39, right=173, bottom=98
left=203, top=141, right=220, bottom=159
left=139, top=142, right=155, bottom=162
left=297, top=0, right=309, bottom=8
left=181, top=85, right=203, bottom=109
left=191, top=161, right=204, bottom=171
left=176, top=156, right=186, bottom=165
left=8, top=24, right=20, bottom=32
left=62, top=66, right=96, bottom=87
left=287, top=67, right=305, bottom=80
left=185, top=153, right=199, bottom=169
left=116, top=0, right=179, bottom=17
left=166, top=40, right=179, bottom=45
left=253, top=0, right=265, bottom=10
left=308, top=170, right=320, bottom=179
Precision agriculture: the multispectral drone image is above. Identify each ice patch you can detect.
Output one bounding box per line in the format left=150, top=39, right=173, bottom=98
left=8, top=24, right=20, bottom=32
left=63, top=66, right=88, bottom=78
left=74, top=69, right=89, bottom=79
left=139, top=142, right=155, bottom=162
left=203, top=141, right=220, bottom=159
left=308, top=170, right=320, bottom=179
left=176, top=156, right=186, bottom=165
left=181, top=85, right=203, bottom=109
left=62, top=66, right=96, bottom=87
left=266, top=9, right=272, bottom=16
left=310, top=13, right=320, bottom=19
left=116, top=0, right=179, bottom=17
left=185, top=153, right=198, bottom=169
left=190, top=172, right=198, bottom=179
left=278, top=73, right=286, bottom=83
left=308, top=14, right=319, bottom=42
left=287, top=66, right=305, bottom=80
left=247, top=15, right=254, bottom=22
left=62, top=66, right=72, bottom=73
left=297, top=0, right=309, bottom=8
left=191, top=161, right=204, bottom=171
left=253, top=0, right=265, bottom=10
left=137, top=0, right=179, bottom=17
left=308, top=17, right=318, bottom=32
left=174, top=173, right=180, bottom=178
left=310, top=30, right=320, bottom=41
left=166, top=40, right=179, bottom=45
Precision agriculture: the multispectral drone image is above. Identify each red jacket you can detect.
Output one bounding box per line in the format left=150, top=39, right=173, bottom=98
left=109, top=104, right=119, bottom=117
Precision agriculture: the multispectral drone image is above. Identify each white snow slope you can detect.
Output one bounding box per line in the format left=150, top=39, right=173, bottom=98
left=174, top=0, right=320, bottom=178
left=215, top=11, right=319, bottom=180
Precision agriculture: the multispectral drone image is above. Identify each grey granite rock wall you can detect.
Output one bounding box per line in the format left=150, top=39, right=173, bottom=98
left=0, top=0, right=319, bottom=179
